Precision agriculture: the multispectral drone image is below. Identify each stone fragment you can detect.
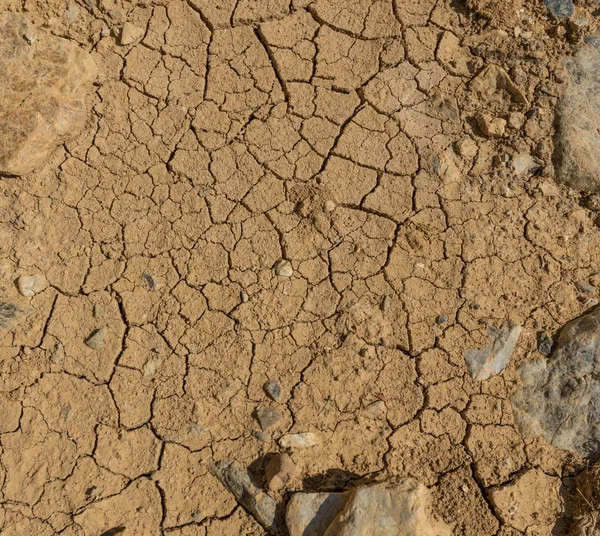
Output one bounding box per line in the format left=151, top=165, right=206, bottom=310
left=324, top=200, right=336, bottom=212
left=119, top=22, right=144, bottom=46
left=470, top=64, right=528, bottom=106
left=0, top=284, right=33, bottom=333
left=286, top=478, right=452, bottom=536
left=465, top=324, right=521, bottom=381
left=263, top=379, right=282, bottom=402
left=476, top=113, right=506, bottom=138
left=265, top=453, right=297, bottom=493
left=0, top=13, right=97, bottom=176
left=511, top=154, right=539, bottom=175
left=211, top=459, right=278, bottom=532
left=536, top=331, right=553, bottom=357
left=512, top=306, right=600, bottom=457
left=554, top=34, right=600, bottom=191
left=544, top=0, right=574, bottom=18
left=364, top=400, right=387, bottom=420
left=17, top=274, right=47, bottom=297
left=274, top=260, right=293, bottom=277
left=254, top=406, right=281, bottom=431
left=85, top=328, right=105, bottom=351
left=286, top=491, right=350, bottom=536
left=279, top=433, right=319, bottom=449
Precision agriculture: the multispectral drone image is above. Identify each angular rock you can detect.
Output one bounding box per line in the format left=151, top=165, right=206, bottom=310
left=274, top=260, right=293, bottom=277
left=211, top=459, right=279, bottom=532
left=254, top=406, right=281, bottom=431
left=0, top=284, right=33, bottom=334
left=265, top=452, right=297, bottom=493
left=119, top=22, right=144, bottom=46
left=476, top=113, right=506, bottom=138
left=465, top=324, right=521, bottom=381
left=512, top=306, right=600, bottom=457
left=544, top=0, right=574, bottom=18
left=0, top=13, right=97, bottom=176
left=554, top=34, right=600, bottom=192
left=85, top=328, right=105, bottom=351
left=279, top=432, right=319, bottom=449
left=286, top=478, right=452, bottom=536
left=263, top=379, right=282, bottom=402
left=470, top=64, right=528, bottom=106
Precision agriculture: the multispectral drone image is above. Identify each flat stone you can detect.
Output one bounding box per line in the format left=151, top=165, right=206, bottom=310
left=16, top=274, right=47, bottom=297
left=465, top=324, right=521, bottom=381
left=263, top=379, right=282, bottom=402
left=512, top=306, right=600, bottom=457
left=511, top=154, right=538, bottom=175
left=119, top=22, right=144, bottom=46
left=253, top=406, right=281, bottom=431
left=85, top=328, right=105, bottom=351
left=0, top=284, right=33, bottom=333
left=544, top=0, right=574, bottom=18
left=286, top=478, right=452, bottom=536
left=211, top=459, right=279, bottom=532
left=265, top=453, right=297, bottom=493
left=0, top=13, right=98, bottom=176
left=554, top=34, right=600, bottom=191
left=279, top=433, right=319, bottom=449
left=470, top=64, right=528, bottom=106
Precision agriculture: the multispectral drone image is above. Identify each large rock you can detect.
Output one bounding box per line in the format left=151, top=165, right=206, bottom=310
left=511, top=306, right=600, bottom=458
left=286, top=478, right=452, bottom=536
left=0, top=13, right=97, bottom=176
left=554, top=34, right=600, bottom=192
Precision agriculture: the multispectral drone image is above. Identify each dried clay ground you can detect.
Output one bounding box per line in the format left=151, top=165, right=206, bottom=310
left=1, top=0, right=600, bottom=534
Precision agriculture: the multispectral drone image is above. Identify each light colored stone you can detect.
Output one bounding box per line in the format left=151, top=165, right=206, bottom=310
left=364, top=400, right=387, bottom=420
left=0, top=13, right=97, bottom=176
left=274, top=259, right=293, bottom=277
left=512, top=306, right=600, bottom=457
left=476, top=113, right=507, bottom=138
left=286, top=478, right=452, bottom=536
left=511, top=154, right=538, bottom=175
left=465, top=324, right=521, bottom=381
left=324, top=200, right=336, bottom=212
left=554, top=33, right=600, bottom=192
left=85, top=328, right=105, bottom=351
left=120, top=22, right=145, bottom=46
left=279, top=432, right=319, bottom=448
left=17, top=274, right=47, bottom=297
left=470, top=64, right=528, bottom=106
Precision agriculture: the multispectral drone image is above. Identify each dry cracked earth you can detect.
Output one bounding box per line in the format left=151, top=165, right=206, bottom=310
left=0, top=0, right=599, bottom=534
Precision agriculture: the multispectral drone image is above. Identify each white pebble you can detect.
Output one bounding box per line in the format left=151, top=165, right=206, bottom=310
left=279, top=432, right=319, bottom=448
left=17, top=274, right=47, bottom=297
left=274, top=260, right=293, bottom=277
left=324, top=200, right=336, bottom=212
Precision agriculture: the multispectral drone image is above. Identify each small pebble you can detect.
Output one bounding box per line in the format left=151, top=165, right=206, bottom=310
left=93, top=304, right=104, bottom=318
left=265, top=452, right=297, bottom=492
left=279, top=432, right=319, bottom=449
left=364, top=400, right=387, bottom=420
left=263, top=379, right=282, bottom=402
left=17, top=274, right=47, bottom=297
left=85, top=328, right=105, bottom=351
left=576, top=281, right=595, bottom=293
left=435, top=315, right=447, bottom=325
left=324, top=200, right=336, bottom=212
left=253, top=406, right=281, bottom=431
left=380, top=295, right=390, bottom=311
left=537, top=331, right=553, bottom=357
left=253, top=431, right=269, bottom=442
left=274, top=260, right=293, bottom=277
left=240, top=290, right=249, bottom=303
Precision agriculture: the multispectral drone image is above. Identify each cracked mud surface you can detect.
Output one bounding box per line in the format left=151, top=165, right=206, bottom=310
left=0, top=0, right=599, bottom=534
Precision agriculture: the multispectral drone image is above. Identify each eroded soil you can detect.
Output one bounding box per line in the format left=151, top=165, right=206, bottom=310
left=0, top=0, right=599, bottom=534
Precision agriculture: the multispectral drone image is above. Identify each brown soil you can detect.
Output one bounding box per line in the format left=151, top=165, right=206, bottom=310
left=1, top=0, right=600, bottom=534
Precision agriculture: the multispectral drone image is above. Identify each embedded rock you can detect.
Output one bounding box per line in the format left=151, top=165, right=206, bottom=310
left=512, top=306, right=600, bottom=457
left=0, top=283, right=33, bottom=334
left=465, top=324, right=521, bottom=381
left=554, top=34, right=600, bottom=192
left=0, top=13, right=97, bottom=176
left=286, top=478, right=452, bottom=536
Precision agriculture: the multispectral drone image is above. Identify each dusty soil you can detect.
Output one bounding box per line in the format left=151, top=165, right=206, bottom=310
left=1, top=0, right=600, bottom=534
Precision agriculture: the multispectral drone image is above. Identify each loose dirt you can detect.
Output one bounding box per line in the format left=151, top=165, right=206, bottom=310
left=1, top=0, right=600, bottom=534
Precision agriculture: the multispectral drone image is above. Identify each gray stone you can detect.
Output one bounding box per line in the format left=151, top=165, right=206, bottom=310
left=0, top=13, right=97, bottom=176
left=263, top=379, right=282, bottom=402
left=512, top=306, right=600, bottom=458
left=554, top=34, right=600, bottom=192
left=85, top=328, right=105, bottom=351
left=254, top=406, right=281, bottom=431
left=0, top=284, right=33, bottom=333
left=465, top=324, right=521, bottom=381
left=286, top=478, right=452, bottom=536
left=544, top=0, right=574, bottom=18
left=536, top=331, right=554, bottom=357
left=211, top=459, right=279, bottom=532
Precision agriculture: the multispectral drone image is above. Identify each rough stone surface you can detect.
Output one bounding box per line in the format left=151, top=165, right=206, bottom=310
left=17, top=274, right=47, bottom=297
left=0, top=283, right=33, bottom=333
left=279, top=433, right=319, bottom=449
left=0, top=13, right=97, bottom=176
left=263, top=379, right=282, bottom=402
left=254, top=406, right=281, bottom=431
left=211, top=459, right=278, bottom=531
left=265, top=452, right=297, bottom=493
left=286, top=478, right=452, bottom=536
left=554, top=35, right=600, bottom=191
left=544, top=0, right=575, bottom=18
left=465, top=324, right=521, bottom=381
left=512, top=306, right=600, bottom=458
